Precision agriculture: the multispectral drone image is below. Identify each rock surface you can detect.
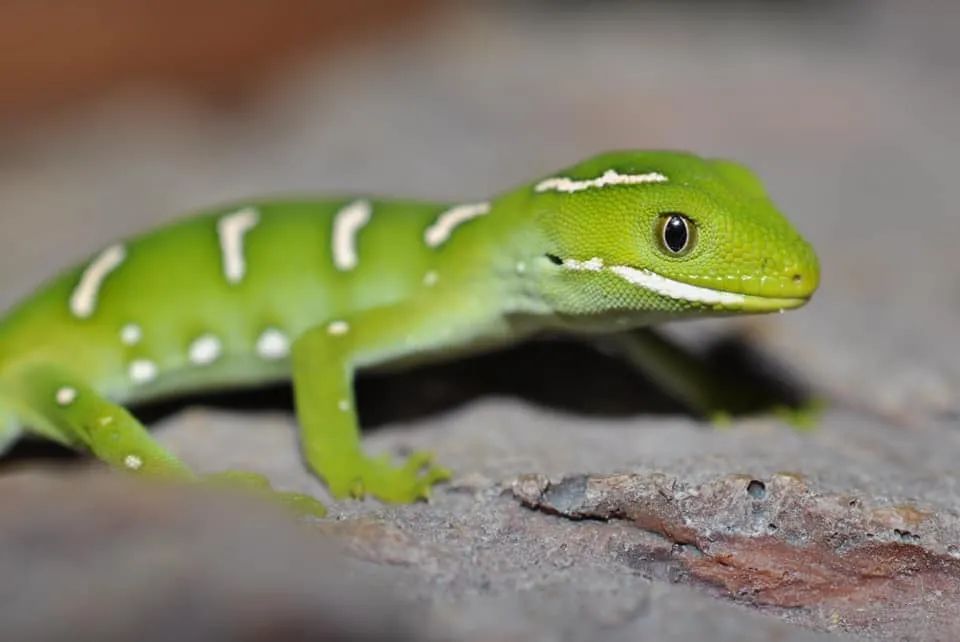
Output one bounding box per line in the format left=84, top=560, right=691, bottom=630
left=1, top=1, right=958, bottom=640
left=0, top=470, right=417, bottom=642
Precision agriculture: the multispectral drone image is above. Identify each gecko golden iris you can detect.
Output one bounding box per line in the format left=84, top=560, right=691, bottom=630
left=0, top=151, right=819, bottom=509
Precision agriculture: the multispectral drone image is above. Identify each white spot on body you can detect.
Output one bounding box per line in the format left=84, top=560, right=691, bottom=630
left=120, top=323, right=143, bottom=346
left=98, top=416, right=114, bottom=427
left=331, top=200, right=372, bottom=271
left=515, top=261, right=526, bottom=275
left=69, top=244, right=127, bottom=319
left=424, top=202, right=490, bottom=248
left=217, top=207, right=260, bottom=284
left=337, top=399, right=350, bottom=412
left=256, top=328, right=290, bottom=360
left=189, top=334, right=223, bottom=366
left=124, top=454, right=143, bottom=470
left=129, top=359, right=159, bottom=384
left=534, top=169, right=668, bottom=194
left=422, top=271, right=439, bottom=287
left=55, top=387, right=77, bottom=406
left=327, top=320, right=350, bottom=336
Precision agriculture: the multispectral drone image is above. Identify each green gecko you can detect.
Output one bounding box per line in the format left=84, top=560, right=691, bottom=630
left=0, top=150, right=819, bottom=508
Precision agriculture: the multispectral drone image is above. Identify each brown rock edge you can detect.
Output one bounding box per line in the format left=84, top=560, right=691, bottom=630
left=512, top=471, right=960, bottom=632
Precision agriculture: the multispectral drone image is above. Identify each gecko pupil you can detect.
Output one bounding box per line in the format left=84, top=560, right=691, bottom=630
left=662, top=214, right=690, bottom=254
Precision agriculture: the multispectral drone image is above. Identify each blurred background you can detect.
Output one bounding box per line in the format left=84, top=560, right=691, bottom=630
left=2, top=2, right=959, bottom=640
left=1, top=0, right=956, bottom=418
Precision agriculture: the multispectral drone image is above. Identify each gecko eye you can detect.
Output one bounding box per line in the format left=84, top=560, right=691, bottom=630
left=658, top=213, right=696, bottom=256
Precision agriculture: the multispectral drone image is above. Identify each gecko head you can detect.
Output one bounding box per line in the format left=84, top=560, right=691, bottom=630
left=526, top=150, right=819, bottom=325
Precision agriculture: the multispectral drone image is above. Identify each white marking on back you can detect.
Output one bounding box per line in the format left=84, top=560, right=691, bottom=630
left=69, top=244, right=127, bottom=318
left=534, top=169, right=668, bottom=194
left=56, top=387, right=77, bottom=406
left=256, top=328, right=290, bottom=360
left=124, top=454, right=143, bottom=470
left=331, top=200, right=372, bottom=271
left=327, top=320, right=350, bottom=336
left=424, top=202, right=490, bottom=248
left=129, top=359, right=158, bottom=384
left=337, top=399, right=350, bottom=412
left=120, top=323, right=143, bottom=346
left=189, top=334, right=223, bottom=366
left=217, top=207, right=259, bottom=284
left=422, top=270, right=439, bottom=287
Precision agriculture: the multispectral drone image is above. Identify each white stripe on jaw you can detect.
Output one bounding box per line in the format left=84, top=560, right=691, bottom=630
left=424, top=202, right=490, bottom=248
left=534, top=170, right=668, bottom=194
left=69, top=244, right=127, bottom=319
left=217, top=207, right=259, bottom=284
left=562, top=257, right=746, bottom=306
left=332, top=200, right=372, bottom=271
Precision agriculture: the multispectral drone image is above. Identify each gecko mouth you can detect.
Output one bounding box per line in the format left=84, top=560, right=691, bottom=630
left=557, top=256, right=811, bottom=312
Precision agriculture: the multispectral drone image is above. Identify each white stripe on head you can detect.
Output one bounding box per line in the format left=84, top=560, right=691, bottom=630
left=217, top=207, right=259, bottom=284
left=332, top=199, right=372, bottom=271
left=534, top=169, right=668, bottom=194
left=424, top=202, right=490, bottom=248
left=70, top=244, right=127, bottom=318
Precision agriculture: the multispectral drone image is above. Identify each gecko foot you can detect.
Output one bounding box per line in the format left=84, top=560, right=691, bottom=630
left=325, top=450, right=451, bottom=503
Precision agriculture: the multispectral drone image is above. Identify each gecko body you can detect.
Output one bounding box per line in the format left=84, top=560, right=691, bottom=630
left=0, top=151, right=819, bottom=505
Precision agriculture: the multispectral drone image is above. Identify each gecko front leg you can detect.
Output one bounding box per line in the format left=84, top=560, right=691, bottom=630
left=291, top=299, right=503, bottom=502
left=595, top=328, right=821, bottom=427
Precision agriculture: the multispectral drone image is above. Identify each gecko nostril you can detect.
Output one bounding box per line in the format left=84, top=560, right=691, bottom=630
left=792, top=273, right=803, bottom=284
